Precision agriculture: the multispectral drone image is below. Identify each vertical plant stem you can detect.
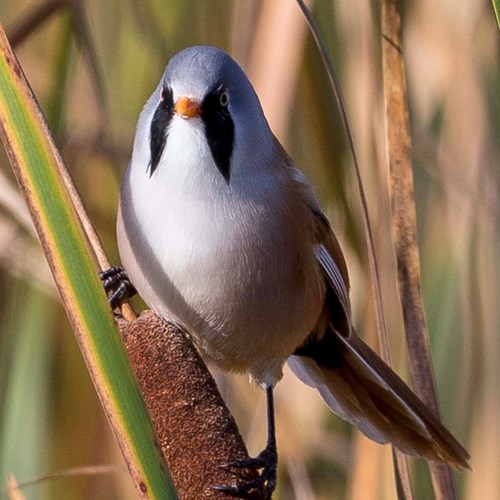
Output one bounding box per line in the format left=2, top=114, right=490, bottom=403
left=381, top=1, right=458, bottom=498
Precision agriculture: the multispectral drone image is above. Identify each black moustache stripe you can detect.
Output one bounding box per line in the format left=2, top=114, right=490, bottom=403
left=148, top=85, right=234, bottom=181
left=201, top=87, right=234, bottom=183
left=149, top=86, right=174, bottom=176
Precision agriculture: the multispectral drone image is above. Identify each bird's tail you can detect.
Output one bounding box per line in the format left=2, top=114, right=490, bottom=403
left=288, top=328, right=470, bottom=469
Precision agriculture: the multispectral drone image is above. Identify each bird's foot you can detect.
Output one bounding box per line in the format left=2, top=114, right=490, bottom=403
left=99, top=266, right=136, bottom=309
left=212, top=443, right=277, bottom=499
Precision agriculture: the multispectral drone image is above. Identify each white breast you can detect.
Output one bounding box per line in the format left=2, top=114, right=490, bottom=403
left=118, top=116, right=324, bottom=385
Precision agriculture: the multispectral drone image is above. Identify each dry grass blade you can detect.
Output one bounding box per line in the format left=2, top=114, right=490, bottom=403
left=381, top=1, right=459, bottom=498
left=295, top=1, right=414, bottom=497
left=1, top=465, right=125, bottom=498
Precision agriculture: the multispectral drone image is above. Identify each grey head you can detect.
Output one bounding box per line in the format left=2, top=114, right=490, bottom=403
left=165, top=45, right=251, bottom=103
left=143, top=45, right=273, bottom=182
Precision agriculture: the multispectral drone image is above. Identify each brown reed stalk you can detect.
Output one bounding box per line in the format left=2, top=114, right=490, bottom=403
left=381, top=1, right=458, bottom=498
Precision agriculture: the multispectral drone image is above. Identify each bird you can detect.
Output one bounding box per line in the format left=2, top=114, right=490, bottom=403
left=101, top=45, right=469, bottom=496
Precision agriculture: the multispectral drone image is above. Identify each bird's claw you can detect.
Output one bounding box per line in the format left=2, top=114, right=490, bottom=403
left=99, top=266, right=136, bottom=309
left=212, top=446, right=277, bottom=499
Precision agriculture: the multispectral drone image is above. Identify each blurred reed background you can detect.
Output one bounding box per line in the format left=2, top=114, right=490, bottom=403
left=0, top=1, right=498, bottom=498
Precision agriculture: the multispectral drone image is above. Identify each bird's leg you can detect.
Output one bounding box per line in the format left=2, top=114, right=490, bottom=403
left=212, top=385, right=278, bottom=498
left=99, top=265, right=137, bottom=309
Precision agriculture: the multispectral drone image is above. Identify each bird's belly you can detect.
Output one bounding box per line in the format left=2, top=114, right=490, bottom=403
left=120, top=198, right=324, bottom=385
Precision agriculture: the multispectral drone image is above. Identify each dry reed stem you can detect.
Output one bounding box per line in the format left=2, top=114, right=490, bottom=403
left=381, top=1, right=458, bottom=498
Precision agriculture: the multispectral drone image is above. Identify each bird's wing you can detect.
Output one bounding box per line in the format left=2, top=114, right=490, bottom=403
left=287, top=166, right=470, bottom=468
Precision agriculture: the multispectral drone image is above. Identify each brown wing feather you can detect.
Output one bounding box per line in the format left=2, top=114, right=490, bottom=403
left=289, top=167, right=470, bottom=468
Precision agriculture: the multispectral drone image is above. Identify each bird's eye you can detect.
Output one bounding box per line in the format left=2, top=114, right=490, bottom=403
left=219, top=90, right=229, bottom=107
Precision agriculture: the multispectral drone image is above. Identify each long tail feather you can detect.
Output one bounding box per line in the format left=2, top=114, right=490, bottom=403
left=288, top=329, right=470, bottom=469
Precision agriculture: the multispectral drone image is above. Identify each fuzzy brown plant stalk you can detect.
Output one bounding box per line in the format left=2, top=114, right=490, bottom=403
left=118, top=311, right=263, bottom=499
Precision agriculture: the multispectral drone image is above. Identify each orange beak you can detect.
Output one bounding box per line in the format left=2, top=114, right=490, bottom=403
left=174, top=96, right=201, bottom=119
